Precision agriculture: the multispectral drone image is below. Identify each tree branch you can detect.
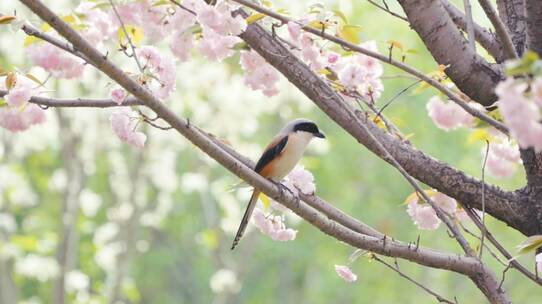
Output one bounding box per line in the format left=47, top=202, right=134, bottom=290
left=525, top=0, right=542, bottom=56
left=397, top=0, right=504, bottom=107
left=17, top=0, right=487, bottom=279
left=496, top=0, right=526, bottom=56
left=477, top=0, right=518, bottom=59
left=440, top=0, right=504, bottom=61
left=0, top=90, right=144, bottom=107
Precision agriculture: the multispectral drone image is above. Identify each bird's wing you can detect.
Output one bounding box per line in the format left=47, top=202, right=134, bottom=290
left=254, top=135, right=289, bottom=175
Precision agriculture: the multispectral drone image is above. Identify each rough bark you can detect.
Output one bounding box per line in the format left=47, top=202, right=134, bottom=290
left=398, top=0, right=503, bottom=106
left=441, top=0, right=504, bottom=61
left=525, top=0, right=542, bottom=56
left=497, top=0, right=526, bottom=56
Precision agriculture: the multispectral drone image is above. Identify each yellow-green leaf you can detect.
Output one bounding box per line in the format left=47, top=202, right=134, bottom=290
left=246, top=13, right=266, bottom=24
left=24, top=35, right=40, bottom=47
left=467, top=128, right=491, bottom=144
left=118, top=25, right=144, bottom=46
left=259, top=193, right=271, bottom=209
left=332, top=10, right=348, bottom=24
left=10, top=235, right=39, bottom=251
left=198, top=229, right=219, bottom=250
left=0, top=15, right=16, bottom=25
left=387, top=40, right=404, bottom=51
left=516, top=235, right=542, bottom=255
left=338, top=25, right=362, bottom=44
left=402, top=189, right=436, bottom=205
left=25, top=73, right=43, bottom=86
left=0, top=99, right=6, bottom=107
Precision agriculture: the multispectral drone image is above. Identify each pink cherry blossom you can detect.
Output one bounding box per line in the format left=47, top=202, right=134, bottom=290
left=327, top=52, right=340, bottom=65
left=196, top=1, right=246, bottom=35
left=5, top=80, right=34, bottom=107
left=170, top=7, right=197, bottom=33
left=532, top=77, right=542, bottom=106
left=485, top=140, right=520, bottom=178
left=27, top=43, right=85, bottom=79
left=338, top=65, right=366, bottom=89
left=0, top=104, right=46, bottom=132
left=334, top=265, right=357, bottom=283
left=110, top=108, right=146, bottom=148
left=240, top=50, right=266, bottom=71
left=406, top=190, right=459, bottom=230
left=170, top=31, right=194, bottom=62
left=137, top=46, right=162, bottom=69
left=426, top=96, right=476, bottom=131
left=76, top=2, right=117, bottom=42
left=240, top=50, right=280, bottom=96
left=287, top=22, right=302, bottom=42
left=136, top=46, right=177, bottom=99
left=407, top=200, right=440, bottom=230
left=285, top=166, right=316, bottom=195
left=110, top=88, right=126, bottom=105
left=252, top=208, right=297, bottom=242
left=356, top=41, right=383, bottom=78
left=198, top=29, right=241, bottom=62
left=431, top=192, right=457, bottom=214
left=496, top=78, right=542, bottom=151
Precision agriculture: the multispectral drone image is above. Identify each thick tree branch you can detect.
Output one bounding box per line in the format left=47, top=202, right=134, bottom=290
left=232, top=0, right=508, bottom=133
left=397, top=0, right=504, bottom=107
left=234, top=6, right=527, bottom=238
left=17, top=0, right=486, bottom=279
left=525, top=0, right=542, bottom=56
left=496, top=0, right=526, bottom=56
left=440, top=0, right=504, bottom=61
left=477, top=0, right=518, bottom=59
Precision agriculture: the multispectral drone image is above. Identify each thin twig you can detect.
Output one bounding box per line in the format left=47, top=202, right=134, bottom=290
left=230, top=0, right=509, bottom=134
left=477, top=0, right=518, bottom=59
left=366, top=0, right=408, bottom=22
left=108, top=0, right=144, bottom=72
left=462, top=207, right=542, bottom=285
left=479, top=140, right=489, bottom=258
left=375, top=80, right=421, bottom=118
left=373, top=256, right=456, bottom=304
left=458, top=220, right=507, bottom=266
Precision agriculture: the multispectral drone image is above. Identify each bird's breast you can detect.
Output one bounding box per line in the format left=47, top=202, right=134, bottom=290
left=269, top=132, right=312, bottom=180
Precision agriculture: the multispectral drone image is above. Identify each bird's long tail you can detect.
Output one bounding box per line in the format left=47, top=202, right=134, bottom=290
left=231, top=189, right=260, bottom=250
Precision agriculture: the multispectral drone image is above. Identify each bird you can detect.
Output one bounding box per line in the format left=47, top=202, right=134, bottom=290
left=231, top=118, right=326, bottom=250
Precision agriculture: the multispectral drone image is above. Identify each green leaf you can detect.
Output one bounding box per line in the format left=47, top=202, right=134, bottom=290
left=0, top=99, right=7, bottom=107
left=10, top=235, right=39, bottom=251
left=25, top=73, right=43, bottom=86
left=332, top=10, right=348, bottom=24
left=516, top=235, right=542, bottom=255
left=337, top=25, right=362, bottom=44
left=118, top=25, right=144, bottom=46
left=246, top=13, right=266, bottom=24
left=505, top=50, right=540, bottom=76
left=259, top=193, right=271, bottom=209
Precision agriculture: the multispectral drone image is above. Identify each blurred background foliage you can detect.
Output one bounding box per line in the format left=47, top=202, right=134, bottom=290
left=0, top=0, right=540, bottom=303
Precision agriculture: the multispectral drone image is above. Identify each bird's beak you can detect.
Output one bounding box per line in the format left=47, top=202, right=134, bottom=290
left=314, top=132, right=326, bottom=139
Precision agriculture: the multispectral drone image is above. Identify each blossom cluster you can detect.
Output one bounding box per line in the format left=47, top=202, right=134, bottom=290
left=496, top=77, right=542, bottom=151
left=406, top=190, right=472, bottom=230
left=0, top=75, right=46, bottom=132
